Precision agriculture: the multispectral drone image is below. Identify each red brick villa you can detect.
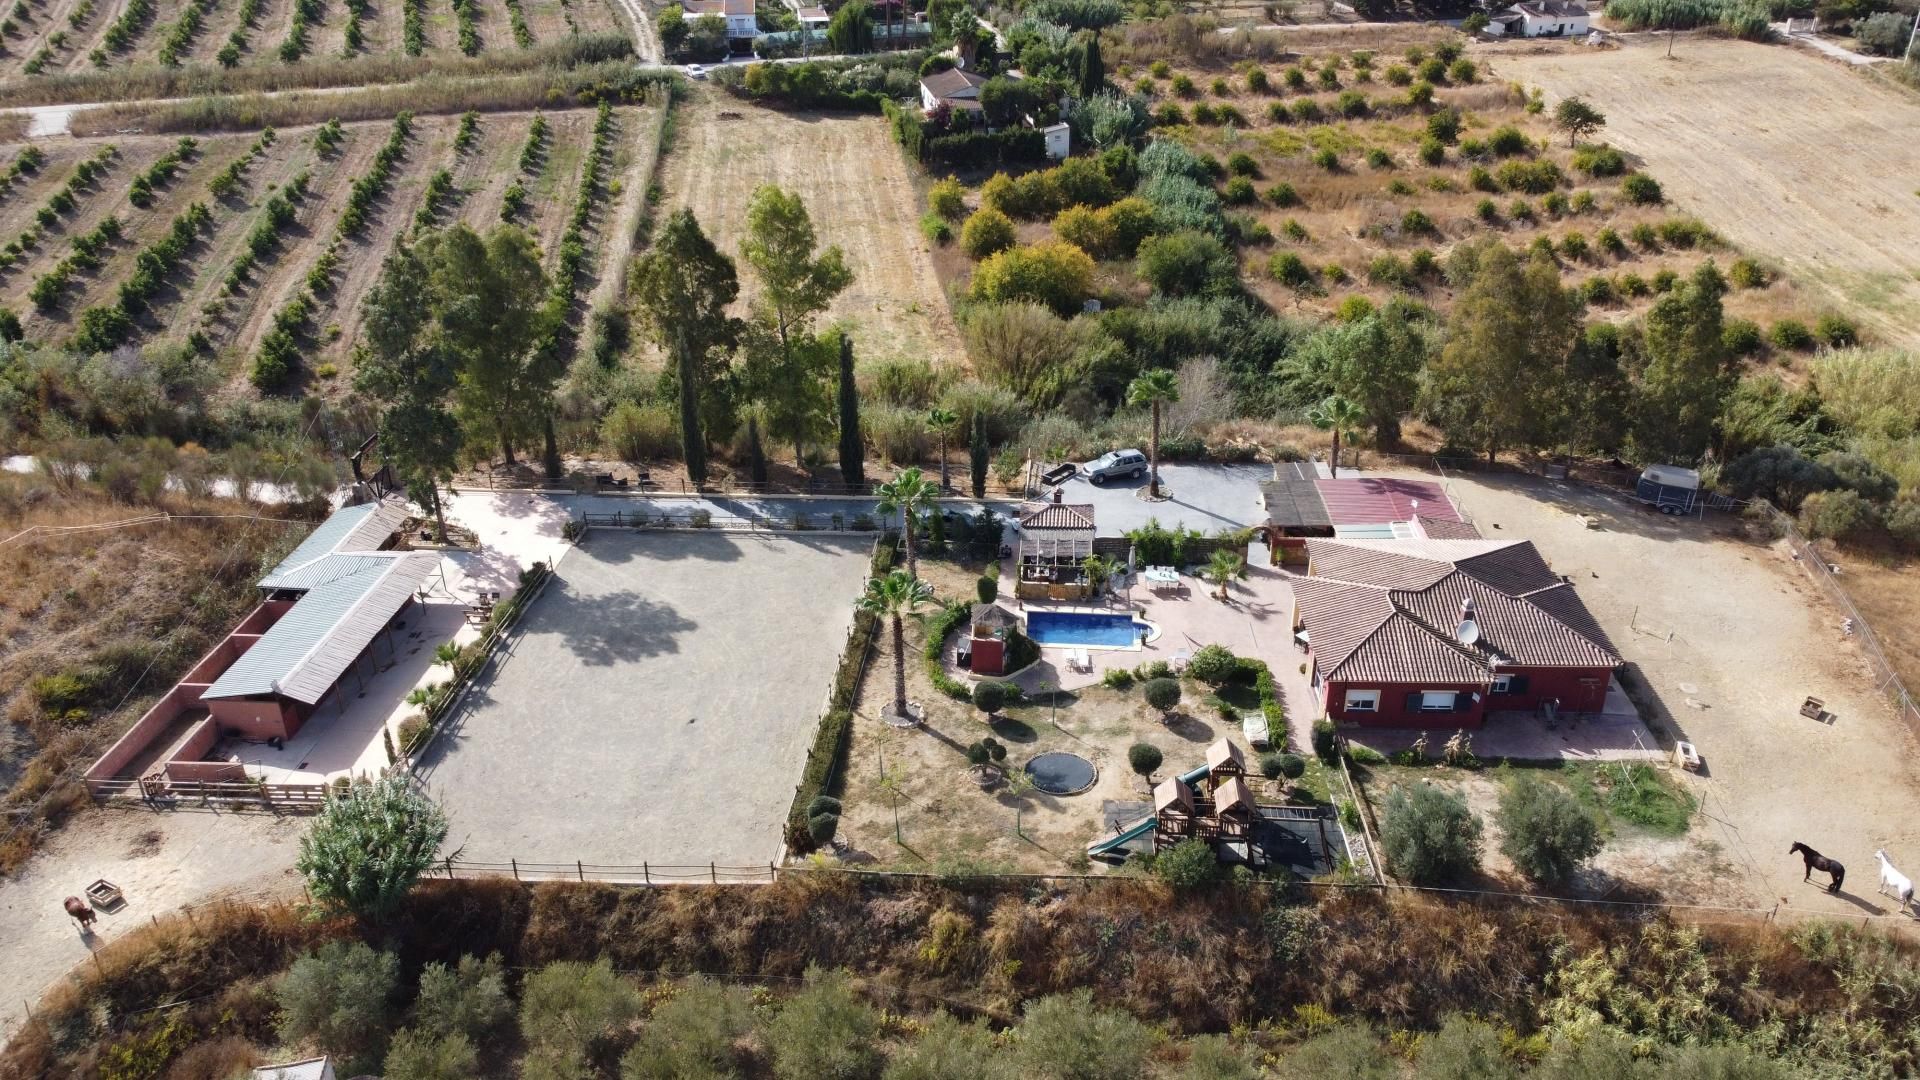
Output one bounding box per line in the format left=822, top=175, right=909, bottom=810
left=1289, top=533, right=1622, bottom=728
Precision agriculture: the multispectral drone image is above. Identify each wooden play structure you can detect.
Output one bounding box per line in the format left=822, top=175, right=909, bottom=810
left=1151, top=739, right=1257, bottom=851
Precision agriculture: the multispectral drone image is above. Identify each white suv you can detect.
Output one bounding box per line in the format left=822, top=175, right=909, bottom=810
left=1085, top=449, right=1148, bottom=485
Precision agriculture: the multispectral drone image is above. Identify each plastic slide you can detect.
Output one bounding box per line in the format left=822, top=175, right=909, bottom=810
left=1086, top=816, right=1156, bottom=858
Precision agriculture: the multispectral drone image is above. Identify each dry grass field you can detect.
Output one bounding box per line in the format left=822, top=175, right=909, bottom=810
left=1489, top=36, right=1920, bottom=349
left=658, top=91, right=965, bottom=368
left=0, top=104, right=654, bottom=386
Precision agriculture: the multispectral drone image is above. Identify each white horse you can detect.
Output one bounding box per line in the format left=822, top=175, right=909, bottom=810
left=1874, top=850, right=1914, bottom=914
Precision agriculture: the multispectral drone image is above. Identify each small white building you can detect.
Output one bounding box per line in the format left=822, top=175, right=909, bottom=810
left=920, top=66, right=991, bottom=115
left=683, top=0, right=758, bottom=46
left=1486, top=0, right=1591, bottom=37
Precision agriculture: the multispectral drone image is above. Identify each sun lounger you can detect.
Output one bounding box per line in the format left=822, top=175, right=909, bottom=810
left=1068, top=648, right=1093, bottom=673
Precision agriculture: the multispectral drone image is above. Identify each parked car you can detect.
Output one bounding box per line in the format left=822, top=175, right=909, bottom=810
left=1084, top=449, right=1148, bottom=485
left=685, top=63, right=708, bottom=79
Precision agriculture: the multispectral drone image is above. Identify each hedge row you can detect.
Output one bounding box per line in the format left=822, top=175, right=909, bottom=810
left=27, top=215, right=123, bottom=310
left=335, top=111, right=412, bottom=238
left=208, top=127, right=275, bottom=198
left=785, top=533, right=899, bottom=853
left=223, top=170, right=309, bottom=291
left=503, top=0, right=532, bottom=46
left=277, top=0, right=321, bottom=62
left=881, top=99, right=1049, bottom=169
left=923, top=599, right=973, bottom=701
left=402, top=0, right=424, bottom=55
left=452, top=0, right=480, bottom=54
left=517, top=113, right=549, bottom=175
left=128, top=135, right=197, bottom=207
left=100, top=0, right=154, bottom=52
left=155, top=0, right=210, bottom=66
left=411, top=167, right=455, bottom=232
left=68, top=201, right=212, bottom=353
left=0, top=145, right=47, bottom=200
left=547, top=101, right=613, bottom=305
left=216, top=0, right=261, bottom=67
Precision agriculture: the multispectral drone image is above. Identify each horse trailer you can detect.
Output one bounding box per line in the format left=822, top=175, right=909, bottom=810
left=1635, top=464, right=1701, bottom=515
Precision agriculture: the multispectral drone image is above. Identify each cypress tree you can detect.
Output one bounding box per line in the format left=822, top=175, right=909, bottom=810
left=970, top=413, right=988, bottom=498
left=837, top=334, right=865, bottom=486
left=747, top=414, right=769, bottom=486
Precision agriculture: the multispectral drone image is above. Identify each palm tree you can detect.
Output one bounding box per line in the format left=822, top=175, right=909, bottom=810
left=1308, top=394, right=1366, bottom=478
left=1203, top=548, right=1246, bottom=602
left=875, top=466, right=940, bottom=579
left=926, top=407, right=958, bottom=492
left=1127, top=369, right=1181, bottom=500
left=858, top=570, right=936, bottom=721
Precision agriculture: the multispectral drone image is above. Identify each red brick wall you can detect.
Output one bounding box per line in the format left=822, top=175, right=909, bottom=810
left=1324, top=680, right=1489, bottom=728
left=1322, top=666, right=1617, bottom=728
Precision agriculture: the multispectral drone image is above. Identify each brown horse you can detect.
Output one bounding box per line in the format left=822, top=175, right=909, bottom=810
left=63, top=895, right=96, bottom=931
left=1791, top=842, right=1845, bottom=893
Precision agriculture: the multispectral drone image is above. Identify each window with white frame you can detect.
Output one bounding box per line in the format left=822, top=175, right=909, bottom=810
left=1419, top=690, right=1458, bottom=711
left=1492, top=675, right=1512, bottom=694
left=1344, top=689, right=1380, bottom=713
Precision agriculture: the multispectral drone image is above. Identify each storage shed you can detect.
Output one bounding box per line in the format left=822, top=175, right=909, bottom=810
left=1635, top=465, right=1700, bottom=515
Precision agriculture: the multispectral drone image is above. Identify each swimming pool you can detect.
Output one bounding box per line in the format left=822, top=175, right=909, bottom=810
left=1025, top=611, right=1151, bottom=649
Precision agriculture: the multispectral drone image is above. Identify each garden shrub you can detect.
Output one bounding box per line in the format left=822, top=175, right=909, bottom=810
left=1128, top=741, right=1163, bottom=780
left=1722, top=317, right=1763, bottom=356
left=1801, top=488, right=1879, bottom=542
left=968, top=241, right=1095, bottom=315
left=1152, top=839, right=1223, bottom=893
left=520, top=959, right=639, bottom=1073
left=1487, top=125, right=1529, bottom=156
left=1143, top=677, right=1182, bottom=713
left=1815, top=313, right=1858, bottom=348
left=1770, top=319, right=1814, bottom=350
left=1186, top=644, right=1239, bottom=685
left=1620, top=172, right=1664, bottom=205
left=413, top=954, right=512, bottom=1045
left=1016, top=990, right=1157, bottom=1078
left=1101, top=668, right=1135, bottom=690
left=1380, top=781, right=1482, bottom=884
left=276, top=941, right=399, bottom=1060
left=928, top=176, right=967, bottom=220
left=919, top=213, right=953, bottom=245
left=1497, top=774, right=1602, bottom=884
left=960, top=207, right=1016, bottom=259
left=1137, top=230, right=1236, bottom=297
left=620, top=979, right=754, bottom=1080
left=767, top=967, right=879, bottom=1080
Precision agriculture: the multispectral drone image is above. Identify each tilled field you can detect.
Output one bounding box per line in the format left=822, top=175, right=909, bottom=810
left=1490, top=35, right=1920, bottom=349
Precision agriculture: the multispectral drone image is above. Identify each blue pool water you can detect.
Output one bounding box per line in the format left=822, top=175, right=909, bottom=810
left=1026, top=611, right=1147, bottom=648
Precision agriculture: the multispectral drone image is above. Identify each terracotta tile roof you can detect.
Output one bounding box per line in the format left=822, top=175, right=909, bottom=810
left=922, top=67, right=990, bottom=100
left=1291, top=538, right=1621, bottom=685
left=1018, top=502, right=1095, bottom=532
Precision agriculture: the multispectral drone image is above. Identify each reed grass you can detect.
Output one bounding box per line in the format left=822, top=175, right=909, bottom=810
left=71, top=61, right=681, bottom=135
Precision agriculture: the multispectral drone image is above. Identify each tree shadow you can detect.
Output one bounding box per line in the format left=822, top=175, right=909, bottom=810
left=542, top=580, right=698, bottom=666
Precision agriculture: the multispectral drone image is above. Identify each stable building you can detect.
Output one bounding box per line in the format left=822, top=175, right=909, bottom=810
left=1289, top=536, right=1621, bottom=728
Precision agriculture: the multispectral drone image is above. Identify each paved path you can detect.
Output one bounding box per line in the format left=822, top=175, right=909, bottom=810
left=1773, top=24, right=1894, bottom=65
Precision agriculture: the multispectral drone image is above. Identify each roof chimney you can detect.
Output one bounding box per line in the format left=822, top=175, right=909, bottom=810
left=1051, top=487, right=1063, bottom=503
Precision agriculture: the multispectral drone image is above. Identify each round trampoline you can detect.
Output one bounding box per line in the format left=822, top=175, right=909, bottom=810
left=1024, top=752, right=1098, bottom=796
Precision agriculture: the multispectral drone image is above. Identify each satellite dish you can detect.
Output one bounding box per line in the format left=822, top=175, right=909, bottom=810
left=1455, top=619, right=1481, bottom=646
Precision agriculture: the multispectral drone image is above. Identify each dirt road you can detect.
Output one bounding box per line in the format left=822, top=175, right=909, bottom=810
left=1489, top=37, right=1920, bottom=348
left=659, top=93, right=965, bottom=367
left=0, top=809, right=304, bottom=1042
left=1437, top=471, right=1920, bottom=918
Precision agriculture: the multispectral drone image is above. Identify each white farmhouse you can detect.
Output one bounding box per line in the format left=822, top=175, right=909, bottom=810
left=1486, top=0, right=1591, bottom=37
left=919, top=66, right=991, bottom=115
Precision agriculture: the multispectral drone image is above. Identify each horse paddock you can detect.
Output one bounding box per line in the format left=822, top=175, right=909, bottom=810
left=413, top=528, right=874, bottom=870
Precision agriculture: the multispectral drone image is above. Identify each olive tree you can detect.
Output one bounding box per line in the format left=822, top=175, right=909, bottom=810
left=1380, top=781, right=1483, bottom=885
